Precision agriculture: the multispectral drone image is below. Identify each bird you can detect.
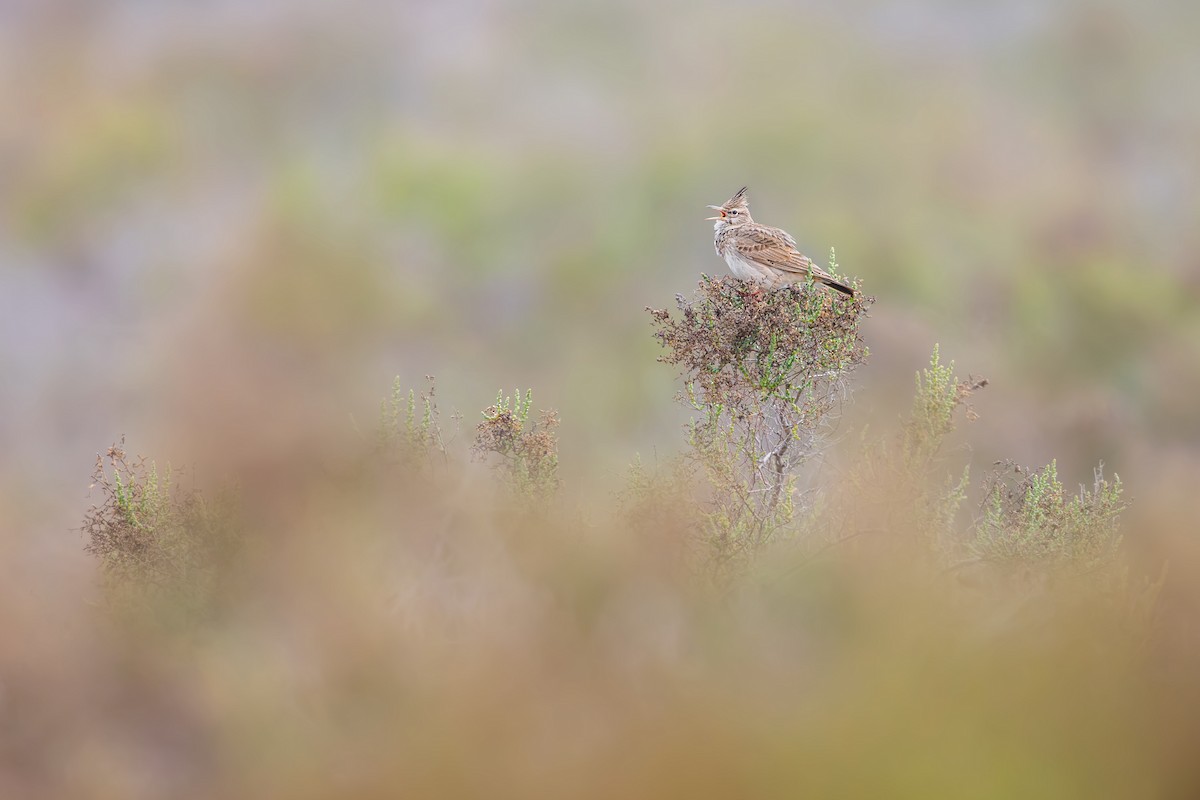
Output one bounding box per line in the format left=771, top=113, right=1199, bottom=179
left=707, top=187, right=855, bottom=296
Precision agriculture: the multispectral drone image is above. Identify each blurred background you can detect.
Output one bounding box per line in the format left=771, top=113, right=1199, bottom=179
left=5, top=0, right=1200, bottom=521
left=3, top=0, right=1200, bottom=795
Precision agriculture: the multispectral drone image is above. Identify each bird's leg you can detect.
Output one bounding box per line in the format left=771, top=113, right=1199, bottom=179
left=737, top=281, right=765, bottom=303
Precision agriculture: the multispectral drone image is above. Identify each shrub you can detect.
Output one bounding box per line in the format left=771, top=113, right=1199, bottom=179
left=648, top=261, right=871, bottom=572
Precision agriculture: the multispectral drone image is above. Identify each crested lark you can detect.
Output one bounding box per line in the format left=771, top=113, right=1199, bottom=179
left=707, top=186, right=855, bottom=296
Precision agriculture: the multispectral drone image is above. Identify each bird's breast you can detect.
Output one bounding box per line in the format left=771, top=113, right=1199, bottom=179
left=722, top=249, right=765, bottom=282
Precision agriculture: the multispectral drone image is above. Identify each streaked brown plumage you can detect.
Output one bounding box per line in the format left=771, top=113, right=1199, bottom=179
left=707, top=187, right=855, bottom=296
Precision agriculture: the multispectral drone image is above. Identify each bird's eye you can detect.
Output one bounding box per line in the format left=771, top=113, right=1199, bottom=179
left=728, top=209, right=739, bottom=216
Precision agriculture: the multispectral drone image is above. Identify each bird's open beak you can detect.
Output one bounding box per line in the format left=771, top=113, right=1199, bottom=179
left=706, top=205, right=726, bottom=221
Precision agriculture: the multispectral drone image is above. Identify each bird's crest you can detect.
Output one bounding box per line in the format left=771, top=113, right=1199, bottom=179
left=724, top=186, right=749, bottom=210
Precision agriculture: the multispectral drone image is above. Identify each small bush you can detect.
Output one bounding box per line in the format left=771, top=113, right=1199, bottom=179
left=973, top=460, right=1125, bottom=572
left=473, top=389, right=560, bottom=499
left=378, top=374, right=454, bottom=465
left=82, top=441, right=241, bottom=624
left=903, top=343, right=987, bottom=465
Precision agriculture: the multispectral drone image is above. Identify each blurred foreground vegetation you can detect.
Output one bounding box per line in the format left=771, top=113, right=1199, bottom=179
left=63, top=277, right=1187, bottom=799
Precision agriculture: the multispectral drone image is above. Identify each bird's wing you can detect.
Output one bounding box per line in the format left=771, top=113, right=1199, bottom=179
left=732, top=225, right=821, bottom=276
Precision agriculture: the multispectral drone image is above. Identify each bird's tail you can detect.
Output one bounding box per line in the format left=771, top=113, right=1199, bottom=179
left=819, top=275, right=856, bottom=297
